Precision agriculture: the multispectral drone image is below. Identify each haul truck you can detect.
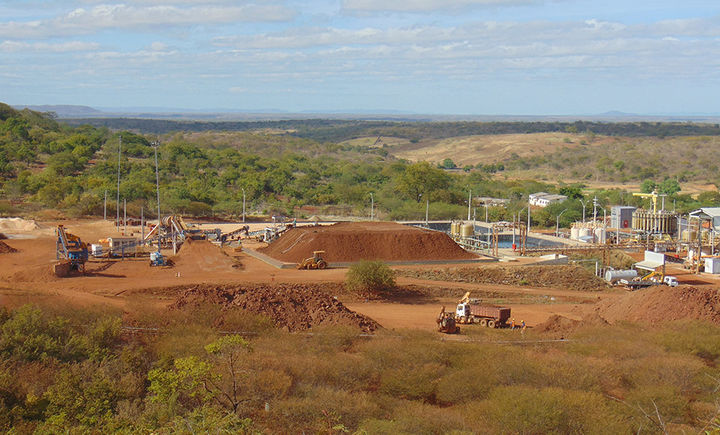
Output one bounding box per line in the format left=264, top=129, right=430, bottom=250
left=454, top=292, right=511, bottom=328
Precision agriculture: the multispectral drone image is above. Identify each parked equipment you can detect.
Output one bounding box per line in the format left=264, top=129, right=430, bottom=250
left=454, top=292, right=511, bottom=327
left=297, top=251, right=328, bottom=270
left=437, top=306, right=460, bottom=334
left=149, top=251, right=166, bottom=267
left=55, top=225, right=88, bottom=273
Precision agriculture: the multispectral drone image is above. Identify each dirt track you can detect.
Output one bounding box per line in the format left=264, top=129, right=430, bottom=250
left=0, top=218, right=716, bottom=332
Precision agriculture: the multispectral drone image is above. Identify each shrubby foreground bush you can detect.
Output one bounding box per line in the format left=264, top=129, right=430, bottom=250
left=0, top=303, right=719, bottom=433
left=346, top=260, right=396, bottom=295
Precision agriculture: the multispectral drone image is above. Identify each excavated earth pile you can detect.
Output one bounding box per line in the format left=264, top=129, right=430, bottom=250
left=258, top=221, right=477, bottom=263
left=400, top=265, right=609, bottom=291
left=594, top=285, right=720, bottom=325
left=170, top=283, right=380, bottom=333
left=171, top=238, right=239, bottom=272
left=0, top=240, right=17, bottom=254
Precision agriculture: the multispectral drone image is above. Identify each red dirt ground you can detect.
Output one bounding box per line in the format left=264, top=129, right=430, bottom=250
left=594, top=285, right=720, bottom=325
left=258, top=221, right=477, bottom=263
left=2, top=218, right=718, bottom=333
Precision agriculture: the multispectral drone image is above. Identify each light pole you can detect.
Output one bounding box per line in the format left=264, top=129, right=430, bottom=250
left=370, top=192, right=374, bottom=220
left=116, top=134, right=122, bottom=231
left=556, top=208, right=568, bottom=238
left=527, top=201, right=531, bottom=234
left=467, top=189, right=472, bottom=221
left=153, top=141, right=161, bottom=225
left=242, top=188, right=246, bottom=223
left=425, top=198, right=429, bottom=227
left=580, top=199, right=587, bottom=224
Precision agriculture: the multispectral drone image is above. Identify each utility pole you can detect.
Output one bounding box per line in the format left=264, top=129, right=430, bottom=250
left=467, top=189, right=472, bottom=221
left=116, top=135, right=122, bottom=231
left=141, top=207, right=144, bottom=243
left=103, top=190, right=107, bottom=221
left=370, top=192, right=374, bottom=220
left=425, top=198, right=429, bottom=227
left=153, top=141, right=161, bottom=225
left=123, top=198, right=127, bottom=235
left=242, top=188, right=246, bottom=223
left=527, top=202, right=531, bottom=234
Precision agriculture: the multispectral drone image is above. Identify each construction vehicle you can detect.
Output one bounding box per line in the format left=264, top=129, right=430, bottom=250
left=149, top=251, right=166, bottom=267
left=437, top=306, right=460, bottom=334
left=454, top=292, right=511, bottom=327
left=55, top=225, right=89, bottom=274
left=297, top=251, right=328, bottom=270
left=621, top=268, right=665, bottom=290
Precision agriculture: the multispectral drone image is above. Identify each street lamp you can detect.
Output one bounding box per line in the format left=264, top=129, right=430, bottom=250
left=152, top=140, right=160, bottom=225
left=425, top=197, right=429, bottom=227
left=467, top=189, right=472, bottom=221
left=580, top=199, right=587, bottom=223
left=556, top=208, right=568, bottom=238
left=370, top=192, right=374, bottom=220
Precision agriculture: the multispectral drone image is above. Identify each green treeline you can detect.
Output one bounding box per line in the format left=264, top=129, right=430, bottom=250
left=2, top=103, right=720, bottom=225
left=1, top=303, right=719, bottom=432
left=63, top=117, right=720, bottom=139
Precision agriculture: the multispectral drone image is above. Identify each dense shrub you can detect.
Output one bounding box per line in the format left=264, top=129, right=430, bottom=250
left=345, top=260, right=396, bottom=294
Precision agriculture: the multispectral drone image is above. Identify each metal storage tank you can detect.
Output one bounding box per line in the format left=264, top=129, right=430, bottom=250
left=579, top=228, right=592, bottom=238
left=450, top=221, right=460, bottom=237
left=604, top=269, right=638, bottom=283
left=594, top=227, right=607, bottom=244
left=570, top=226, right=580, bottom=240
left=460, top=222, right=474, bottom=238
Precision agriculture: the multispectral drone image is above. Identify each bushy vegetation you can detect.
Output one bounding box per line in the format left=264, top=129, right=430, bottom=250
left=1, top=303, right=719, bottom=432
left=345, top=260, right=396, bottom=295
left=2, top=102, right=720, bottom=223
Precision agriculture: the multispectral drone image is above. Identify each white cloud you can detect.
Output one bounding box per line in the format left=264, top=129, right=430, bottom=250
left=0, top=40, right=99, bottom=52
left=0, top=3, right=296, bottom=39
left=342, top=0, right=538, bottom=12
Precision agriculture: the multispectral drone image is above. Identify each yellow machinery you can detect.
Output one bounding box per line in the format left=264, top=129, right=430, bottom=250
left=436, top=306, right=460, bottom=334
left=297, top=250, right=328, bottom=270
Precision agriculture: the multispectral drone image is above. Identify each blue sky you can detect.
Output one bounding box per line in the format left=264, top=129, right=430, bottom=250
left=1, top=0, right=719, bottom=115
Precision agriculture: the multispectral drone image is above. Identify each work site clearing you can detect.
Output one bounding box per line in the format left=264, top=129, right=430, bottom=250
left=1, top=217, right=719, bottom=335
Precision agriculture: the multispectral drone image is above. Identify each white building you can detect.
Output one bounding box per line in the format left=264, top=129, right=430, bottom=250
left=529, top=192, right=568, bottom=208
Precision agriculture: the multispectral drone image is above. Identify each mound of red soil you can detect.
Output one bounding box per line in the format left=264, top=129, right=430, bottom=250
left=594, top=286, right=720, bottom=325
left=0, top=240, right=17, bottom=254
left=0, top=233, right=7, bottom=240
left=534, top=315, right=581, bottom=334
left=6, top=264, right=60, bottom=282
left=171, top=238, right=239, bottom=272
left=258, top=221, right=476, bottom=263
left=170, top=283, right=379, bottom=333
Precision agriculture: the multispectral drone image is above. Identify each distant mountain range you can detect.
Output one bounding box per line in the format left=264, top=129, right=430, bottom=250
left=13, top=104, right=720, bottom=123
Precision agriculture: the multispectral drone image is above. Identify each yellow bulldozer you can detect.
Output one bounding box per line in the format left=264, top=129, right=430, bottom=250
left=297, top=250, right=328, bottom=270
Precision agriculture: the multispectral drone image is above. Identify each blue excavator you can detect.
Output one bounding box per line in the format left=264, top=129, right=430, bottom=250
left=56, top=225, right=89, bottom=273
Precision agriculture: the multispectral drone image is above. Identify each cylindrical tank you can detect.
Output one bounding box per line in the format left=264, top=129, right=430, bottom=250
left=570, top=227, right=580, bottom=240
left=579, top=228, right=591, bottom=238
left=594, top=228, right=607, bottom=244
left=604, top=269, right=638, bottom=283
left=460, top=222, right=474, bottom=238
